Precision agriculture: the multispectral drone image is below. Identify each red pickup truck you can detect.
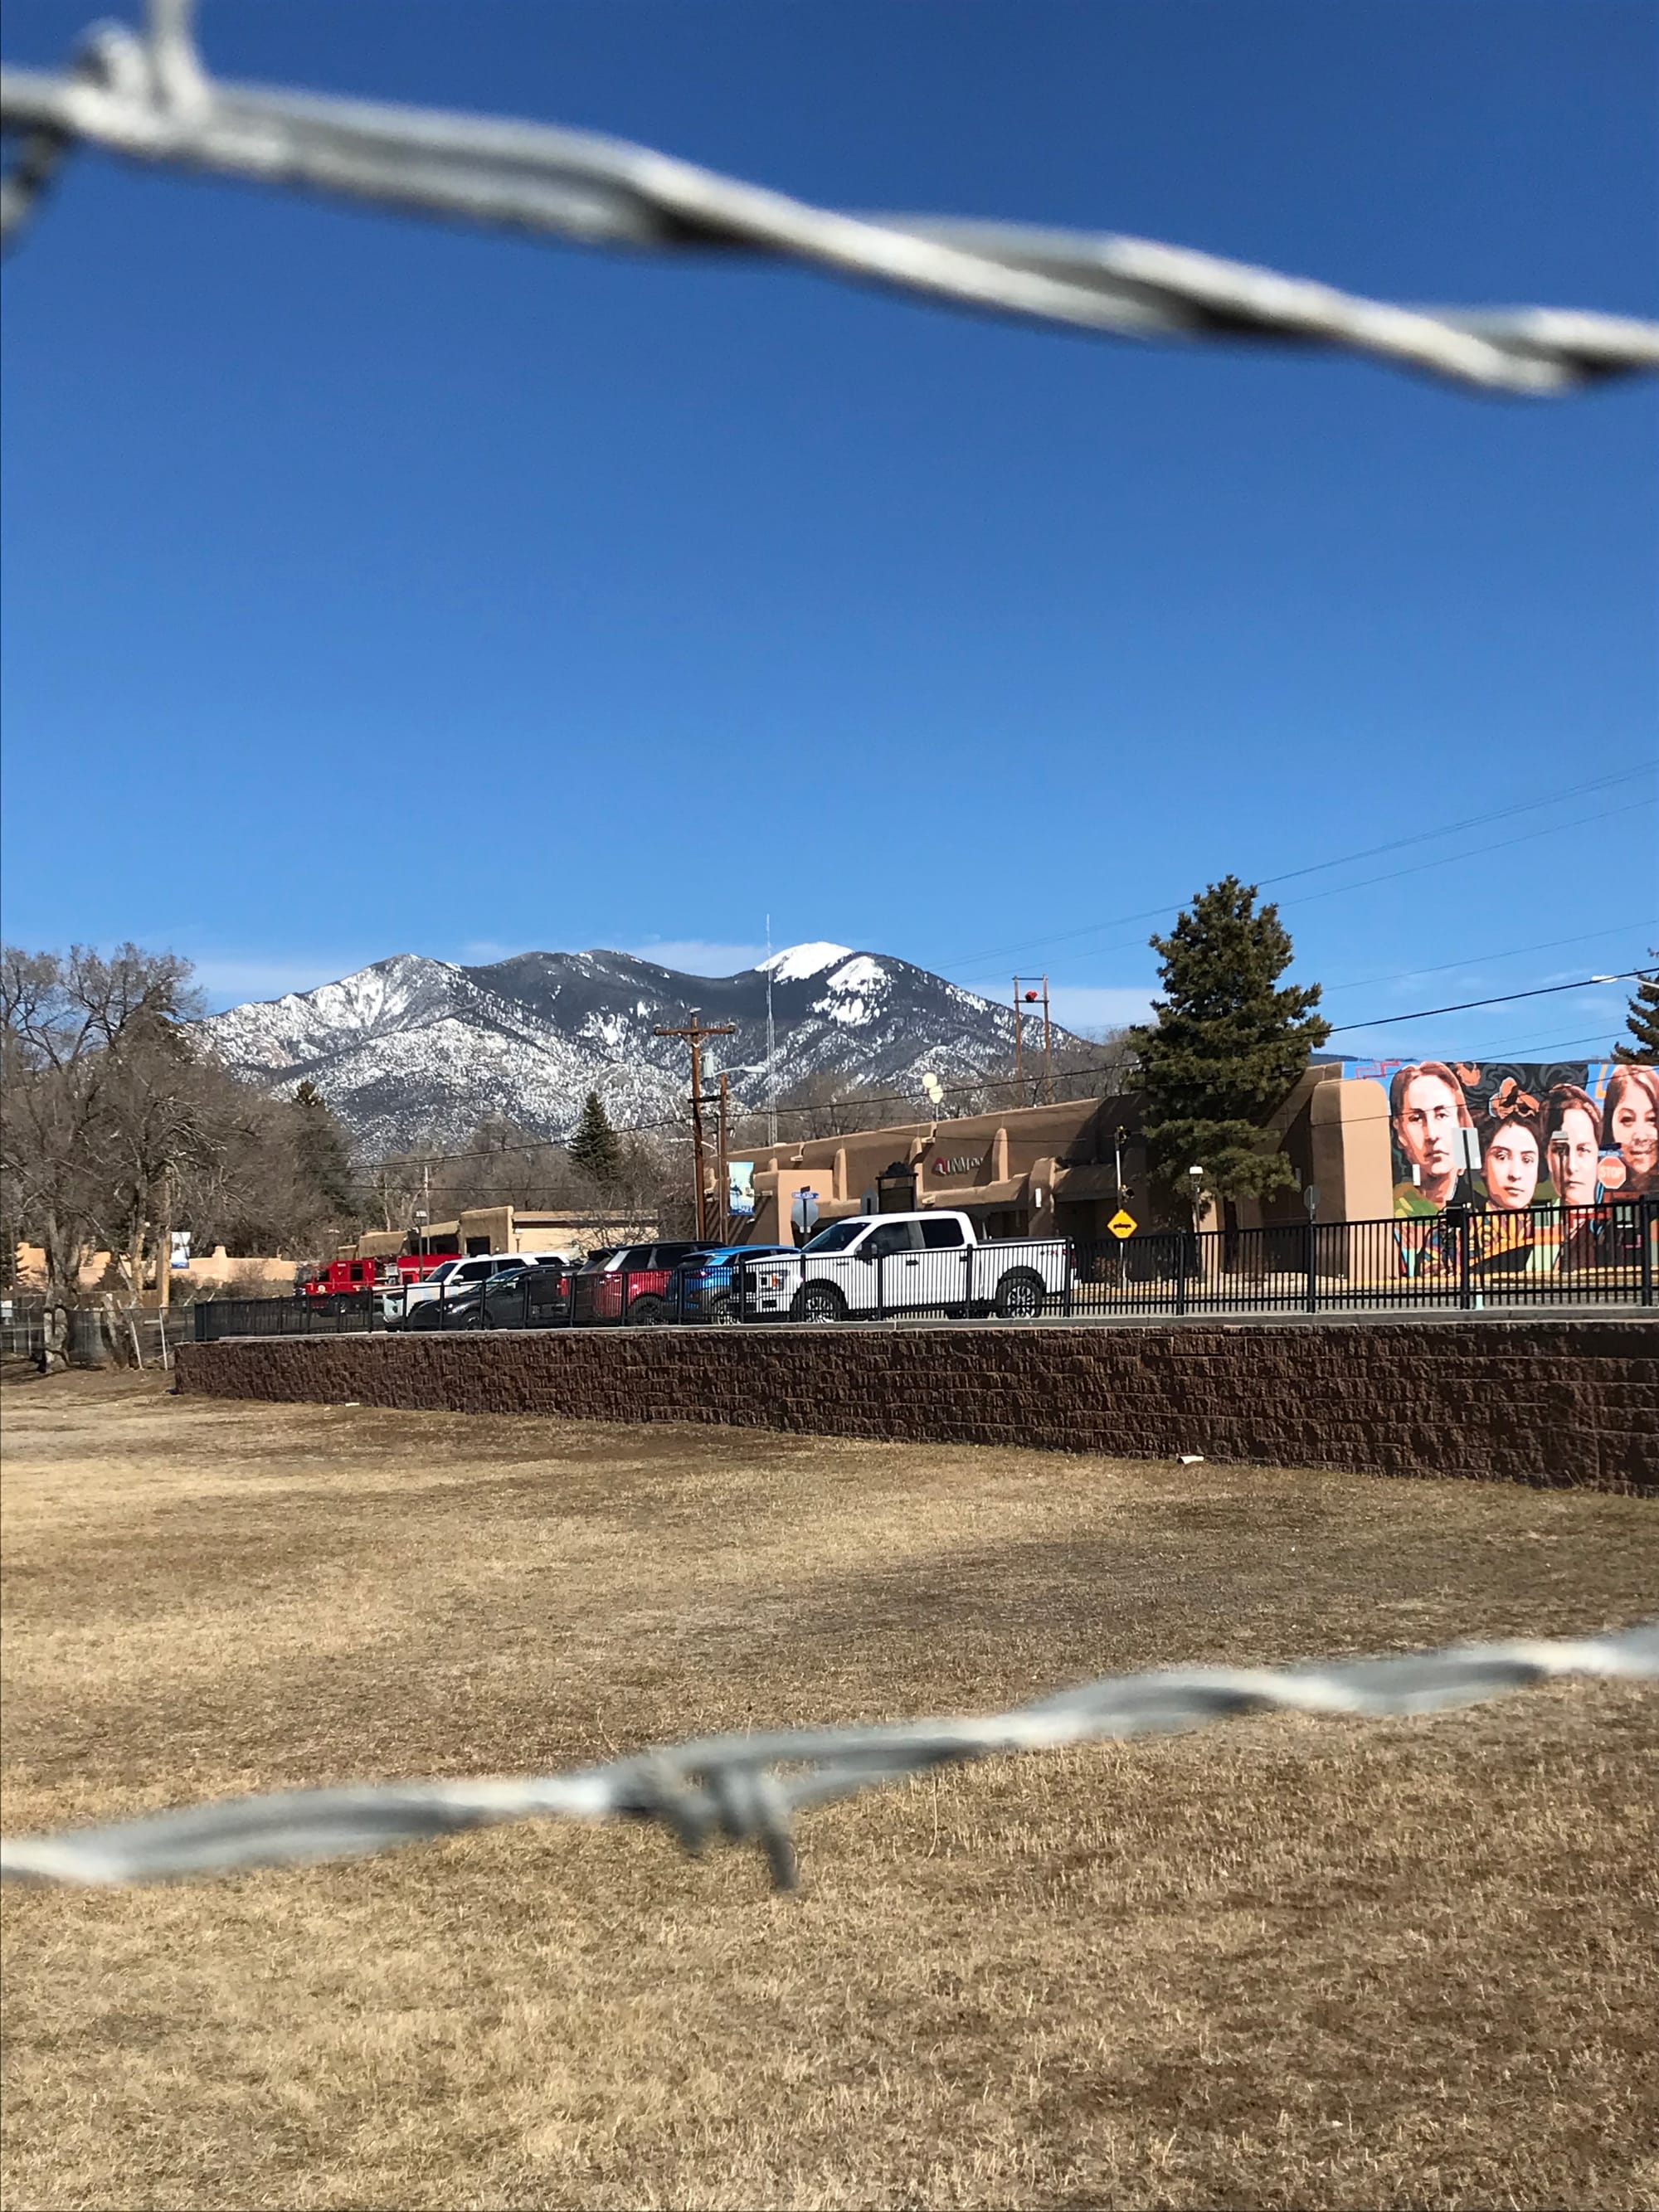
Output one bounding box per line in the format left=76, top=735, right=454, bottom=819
left=572, top=1241, right=718, bottom=1325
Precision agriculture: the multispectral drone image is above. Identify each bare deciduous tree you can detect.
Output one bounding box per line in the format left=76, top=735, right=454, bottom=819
left=2, top=943, right=368, bottom=1361
left=2, top=944, right=198, bottom=1363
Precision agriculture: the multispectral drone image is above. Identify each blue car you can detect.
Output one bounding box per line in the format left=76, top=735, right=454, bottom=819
left=670, top=1245, right=796, bottom=1325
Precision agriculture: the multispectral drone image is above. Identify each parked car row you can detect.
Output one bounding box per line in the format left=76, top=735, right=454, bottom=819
left=364, top=1212, right=1070, bottom=1331
left=373, top=1240, right=803, bottom=1332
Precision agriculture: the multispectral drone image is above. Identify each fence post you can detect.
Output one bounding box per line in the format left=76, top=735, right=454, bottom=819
left=1175, top=1233, right=1189, bottom=1318
left=876, top=1252, right=886, bottom=1322
left=1304, top=1218, right=1317, bottom=1315
left=1456, top=1208, right=1473, bottom=1312
left=1063, top=1241, right=1075, bottom=1318
left=1642, top=1198, right=1654, bottom=1309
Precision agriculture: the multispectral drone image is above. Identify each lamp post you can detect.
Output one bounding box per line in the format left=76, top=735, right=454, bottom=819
left=413, top=1207, right=429, bottom=1255
left=1187, top=1164, right=1205, bottom=1238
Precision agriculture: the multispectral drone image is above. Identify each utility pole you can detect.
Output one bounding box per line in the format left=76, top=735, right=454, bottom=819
left=717, top=1072, right=731, bottom=1242
left=764, top=913, right=777, bottom=1147
left=654, top=1009, right=736, bottom=1241
left=1013, top=976, right=1052, bottom=1105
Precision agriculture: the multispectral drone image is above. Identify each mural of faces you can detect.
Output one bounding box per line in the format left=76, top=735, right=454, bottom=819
left=1544, top=1084, right=1602, bottom=1209
left=1389, top=1065, right=1467, bottom=1205
left=1480, top=1116, right=1543, bottom=1212
left=1604, top=1064, right=1659, bottom=1198
left=1362, top=1057, right=1645, bottom=1220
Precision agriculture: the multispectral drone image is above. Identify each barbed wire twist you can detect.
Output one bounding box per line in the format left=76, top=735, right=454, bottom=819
left=4, top=1621, right=1654, bottom=1894
left=4, top=1, right=1657, bottom=396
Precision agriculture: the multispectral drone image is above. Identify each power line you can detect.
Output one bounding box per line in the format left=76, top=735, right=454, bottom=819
left=1434, top=1028, right=1627, bottom=1064
left=352, top=1053, right=1139, bottom=1180
left=940, top=765, right=1656, bottom=981
left=1321, top=920, right=1659, bottom=997
left=1326, top=968, right=1647, bottom=1038
left=4, top=2, right=1657, bottom=392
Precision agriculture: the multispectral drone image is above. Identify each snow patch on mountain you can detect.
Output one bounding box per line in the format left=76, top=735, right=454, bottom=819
left=758, top=942, right=853, bottom=983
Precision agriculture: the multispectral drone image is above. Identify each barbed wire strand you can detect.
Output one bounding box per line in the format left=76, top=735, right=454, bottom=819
left=4, top=2, right=1657, bottom=395
left=4, top=1621, right=1654, bottom=1894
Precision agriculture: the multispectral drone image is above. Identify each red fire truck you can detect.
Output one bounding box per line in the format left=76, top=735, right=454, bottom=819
left=299, top=1254, right=450, bottom=1301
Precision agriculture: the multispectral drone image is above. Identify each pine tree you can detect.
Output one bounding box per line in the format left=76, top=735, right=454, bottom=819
left=290, top=1080, right=358, bottom=1220
left=568, top=1089, right=622, bottom=1185
left=1613, top=957, right=1658, bottom=1065
left=1128, top=876, right=1331, bottom=1209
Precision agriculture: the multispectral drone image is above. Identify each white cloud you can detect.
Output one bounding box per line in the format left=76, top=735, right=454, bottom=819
left=1047, top=984, right=1155, bottom=1037
left=625, top=940, right=770, bottom=976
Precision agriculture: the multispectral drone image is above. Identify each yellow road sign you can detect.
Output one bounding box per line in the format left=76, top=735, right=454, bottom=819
left=1107, top=1208, right=1137, bottom=1240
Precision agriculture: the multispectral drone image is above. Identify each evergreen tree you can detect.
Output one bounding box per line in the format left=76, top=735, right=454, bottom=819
left=1127, top=876, right=1331, bottom=1209
left=568, top=1089, right=622, bottom=1185
left=290, top=1080, right=358, bottom=1220
left=1613, top=957, right=1659, bottom=1065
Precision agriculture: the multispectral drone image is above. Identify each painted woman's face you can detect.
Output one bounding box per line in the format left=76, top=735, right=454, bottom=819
left=1483, top=1126, right=1540, bottom=1212
left=1547, top=1106, right=1600, bottom=1208
left=1611, top=1087, right=1658, bottom=1178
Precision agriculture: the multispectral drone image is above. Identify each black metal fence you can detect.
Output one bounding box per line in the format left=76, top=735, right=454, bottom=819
left=193, top=1202, right=1658, bottom=1344
left=1064, top=1201, right=1657, bottom=1318
left=194, top=1294, right=382, bottom=1340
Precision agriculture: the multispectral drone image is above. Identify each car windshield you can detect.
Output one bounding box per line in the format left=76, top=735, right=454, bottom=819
left=803, top=1221, right=868, bottom=1252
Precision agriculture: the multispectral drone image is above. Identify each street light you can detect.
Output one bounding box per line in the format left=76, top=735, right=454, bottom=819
left=414, top=1206, right=429, bottom=1255
left=1187, top=1164, right=1205, bottom=1239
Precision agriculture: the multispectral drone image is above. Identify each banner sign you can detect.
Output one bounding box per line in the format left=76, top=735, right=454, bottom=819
left=727, top=1161, right=755, bottom=1218
left=169, top=1231, right=192, bottom=1271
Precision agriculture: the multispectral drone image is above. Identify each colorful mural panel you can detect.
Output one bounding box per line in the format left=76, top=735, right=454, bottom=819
left=1340, top=1057, right=1659, bottom=1281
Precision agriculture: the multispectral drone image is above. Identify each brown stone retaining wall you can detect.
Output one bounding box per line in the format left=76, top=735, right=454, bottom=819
left=176, top=1316, right=1659, bottom=1491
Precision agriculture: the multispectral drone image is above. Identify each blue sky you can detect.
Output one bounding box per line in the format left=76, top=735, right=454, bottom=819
left=2, top=0, right=1655, bottom=1067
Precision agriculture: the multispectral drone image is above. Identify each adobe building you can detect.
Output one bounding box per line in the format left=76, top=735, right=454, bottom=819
left=720, top=1067, right=1391, bottom=1247
left=340, top=1207, right=659, bottom=1263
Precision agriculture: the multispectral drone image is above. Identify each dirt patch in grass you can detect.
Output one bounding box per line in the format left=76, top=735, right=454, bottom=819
left=3, top=1374, right=1657, bottom=2210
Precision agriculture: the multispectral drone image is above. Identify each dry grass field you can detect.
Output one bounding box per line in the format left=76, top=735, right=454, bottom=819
left=2, top=1365, right=1657, bottom=2211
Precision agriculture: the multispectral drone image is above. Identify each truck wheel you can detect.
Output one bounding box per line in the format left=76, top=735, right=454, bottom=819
left=626, top=1295, right=668, bottom=1326
left=994, top=1270, right=1045, bottom=1319
left=706, top=1293, right=738, bottom=1325
left=791, top=1282, right=846, bottom=1325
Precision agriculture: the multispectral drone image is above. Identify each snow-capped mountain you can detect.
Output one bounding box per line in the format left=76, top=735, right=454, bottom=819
left=201, top=945, right=1069, bottom=1155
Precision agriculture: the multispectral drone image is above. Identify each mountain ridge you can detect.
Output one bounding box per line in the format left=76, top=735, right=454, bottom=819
left=201, top=944, right=1077, bottom=1155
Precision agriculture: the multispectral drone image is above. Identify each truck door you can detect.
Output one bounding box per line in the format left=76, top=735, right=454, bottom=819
left=916, top=1213, right=969, bottom=1310
left=860, top=1218, right=925, bottom=1311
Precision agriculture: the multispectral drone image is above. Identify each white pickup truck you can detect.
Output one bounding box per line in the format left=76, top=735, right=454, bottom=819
left=737, top=1210, right=1070, bottom=1324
